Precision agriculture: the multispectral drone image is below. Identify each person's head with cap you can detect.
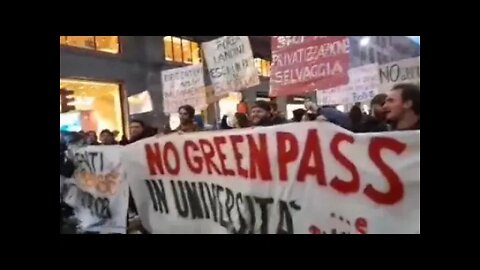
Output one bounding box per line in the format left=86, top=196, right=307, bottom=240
left=370, top=93, right=388, bottom=121
left=250, top=101, right=272, bottom=126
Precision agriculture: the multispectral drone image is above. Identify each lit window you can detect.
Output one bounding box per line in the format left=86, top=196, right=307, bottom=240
left=182, top=39, right=192, bottom=64
left=67, top=36, right=96, bottom=50
left=254, top=58, right=271, bottom=77
left=164, top=36, right=201, bottom=65
left=262, top=60, right=270, bottom=77
left=191, top=42, right=201, bottom=64
left=255, top=58, right=262, bottom=75
left=60, top=36, right=119, bottom=54
left=164, top=36, right=174, bottom=61
left=95, top=36, right=119, bottom=54
left=172, top=37, right=183, bottom=63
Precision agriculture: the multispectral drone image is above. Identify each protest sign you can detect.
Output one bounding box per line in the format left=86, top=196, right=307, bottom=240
left=162, top=64, right=207, bottom=114
left=270, top=36, right=351, bottom=97
left=63, top=145, right=129, bottom=234
left=202, top=36, right=260, bottom=96
left=122, top=122, right=420, bottom=234
left=317, top=64, right=380, bottom=105
left=379, top=57, right=420, bottom=93
left=128, top=90, right=153, bottom=115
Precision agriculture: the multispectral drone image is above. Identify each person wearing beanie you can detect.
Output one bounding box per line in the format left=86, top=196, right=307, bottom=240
left=250, top=101, right=274, bottom=127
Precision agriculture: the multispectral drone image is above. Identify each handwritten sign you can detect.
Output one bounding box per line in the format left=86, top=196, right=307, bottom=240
left=270, top=36, right=351, bottom=97
left=379, top=57, right=420, bottom=93
left=317, top=64, right=380, bottom=105
left=202, top=36, right=259, bottom=96
left=162, top=64, right=207, bottom=114
left=63, top=145, right=129, bottom=234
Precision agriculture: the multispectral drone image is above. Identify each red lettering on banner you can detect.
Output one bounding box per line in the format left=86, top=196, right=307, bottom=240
left=163, top=142, right=180, bottom=175
left=330, top=133, right=360, bottom=194
left=184, top=141, right=203, bottom=174
left=213, top=136, right=235, bottom=176
left=277, top=132, right=299, bottom=181
left=296, top=129, right=326, bottom=186
left=199, top=139, right=222, bottom=175
left=270, top=36, right=350, bottom=97
left=365, top=137, right=406, bottom=205
left=230, top=135, right=248, bottom=178
left=247, top=134, right=272, bottom=181
left=355, top=218, right=368, bottom=234
left=145, top=143, right=165, bottom=176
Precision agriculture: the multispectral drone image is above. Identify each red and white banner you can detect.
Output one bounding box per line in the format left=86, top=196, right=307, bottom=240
left=122, top=122, right=420, bottom=234
left=270, top=36, right=351, bottom=97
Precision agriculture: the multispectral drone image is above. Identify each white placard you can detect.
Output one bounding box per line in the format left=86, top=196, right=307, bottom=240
left=123, top=122, right=420, bottom=234
left=162, top=64, right=207, bottom=114
left=64, top=145, right=129, bottom=234
left=317, top=64, right=380, bottom=105
left=202, top=36, right=260, bottom=96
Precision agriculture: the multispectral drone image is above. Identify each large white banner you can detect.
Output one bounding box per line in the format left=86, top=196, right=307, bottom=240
left=379, top=57, right=420, bottom=93
left=202, top=36, right=260, bottom=96
left=63, top=145, right=129, bottom=234
left=162, top=64, right=207, bottom=114
left=123, top=122, right=420, bottom=234
left=317, top=64, right=380, bottom=105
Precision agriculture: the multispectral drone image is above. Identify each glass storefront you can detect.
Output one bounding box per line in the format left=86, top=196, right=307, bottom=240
left=60, top=79, right=124, bottom=137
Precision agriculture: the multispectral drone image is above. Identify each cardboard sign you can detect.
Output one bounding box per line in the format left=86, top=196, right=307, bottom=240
left=162, top=64, right=207, bottom=114
left=128, top=90, right=153, bottom=115
left=63, top=145, right=129, bottom=234
left=202, top=36, right=260, bottom=96
left=379, top=57, right=420, bottom=93
left=317, top=64, right=380, bottom=105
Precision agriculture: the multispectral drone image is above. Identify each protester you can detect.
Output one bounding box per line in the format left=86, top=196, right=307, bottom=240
left=292, top=108, right=306, bottom=122
left=305, top=101, right=352, bottom=130
left=220, top=115, right=232, bottom=130
left=237, top=99, right=248, bottom=114
left=112, top=130, right=120, bottom=141
left=234, top=112, right=251, bottom=128
left=193, top=115, right=205, bottom=130
left=349, top=105, right=364, bottom=133
left=85, top=131, right=99, bottom=145
left=128, top=119, right=149, bottom=144
left=100, top=129, right=117, bottom=145
left=383, top=83, right=420, bottom=131
left=176, top=105, right=201, bottom=133
left=250, top=101, right=274, bottom=127
left=302, top=110, right=318, bottom=121
left=360, top=93, right=389, bottom=133
left=270, top=102, right=287, bottom=125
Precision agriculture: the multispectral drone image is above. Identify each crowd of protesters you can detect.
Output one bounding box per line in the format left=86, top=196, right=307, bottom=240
left=60, top=83, right=420, bottom=234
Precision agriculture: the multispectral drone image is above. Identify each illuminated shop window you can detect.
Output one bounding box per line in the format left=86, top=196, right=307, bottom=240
left=60, top=36, right=119, bottom=54
left=254, top=58, right=271, bottom=77
left=59, top=79, right=124, bottom=138
left=163, top=36, right=202, bottom=64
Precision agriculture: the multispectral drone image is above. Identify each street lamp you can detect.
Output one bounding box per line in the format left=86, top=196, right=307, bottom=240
left=360, top=36, right=370, bottom=47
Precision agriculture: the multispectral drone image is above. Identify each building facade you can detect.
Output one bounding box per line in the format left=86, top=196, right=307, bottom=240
left=60, top=36, right=420, bottom=135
